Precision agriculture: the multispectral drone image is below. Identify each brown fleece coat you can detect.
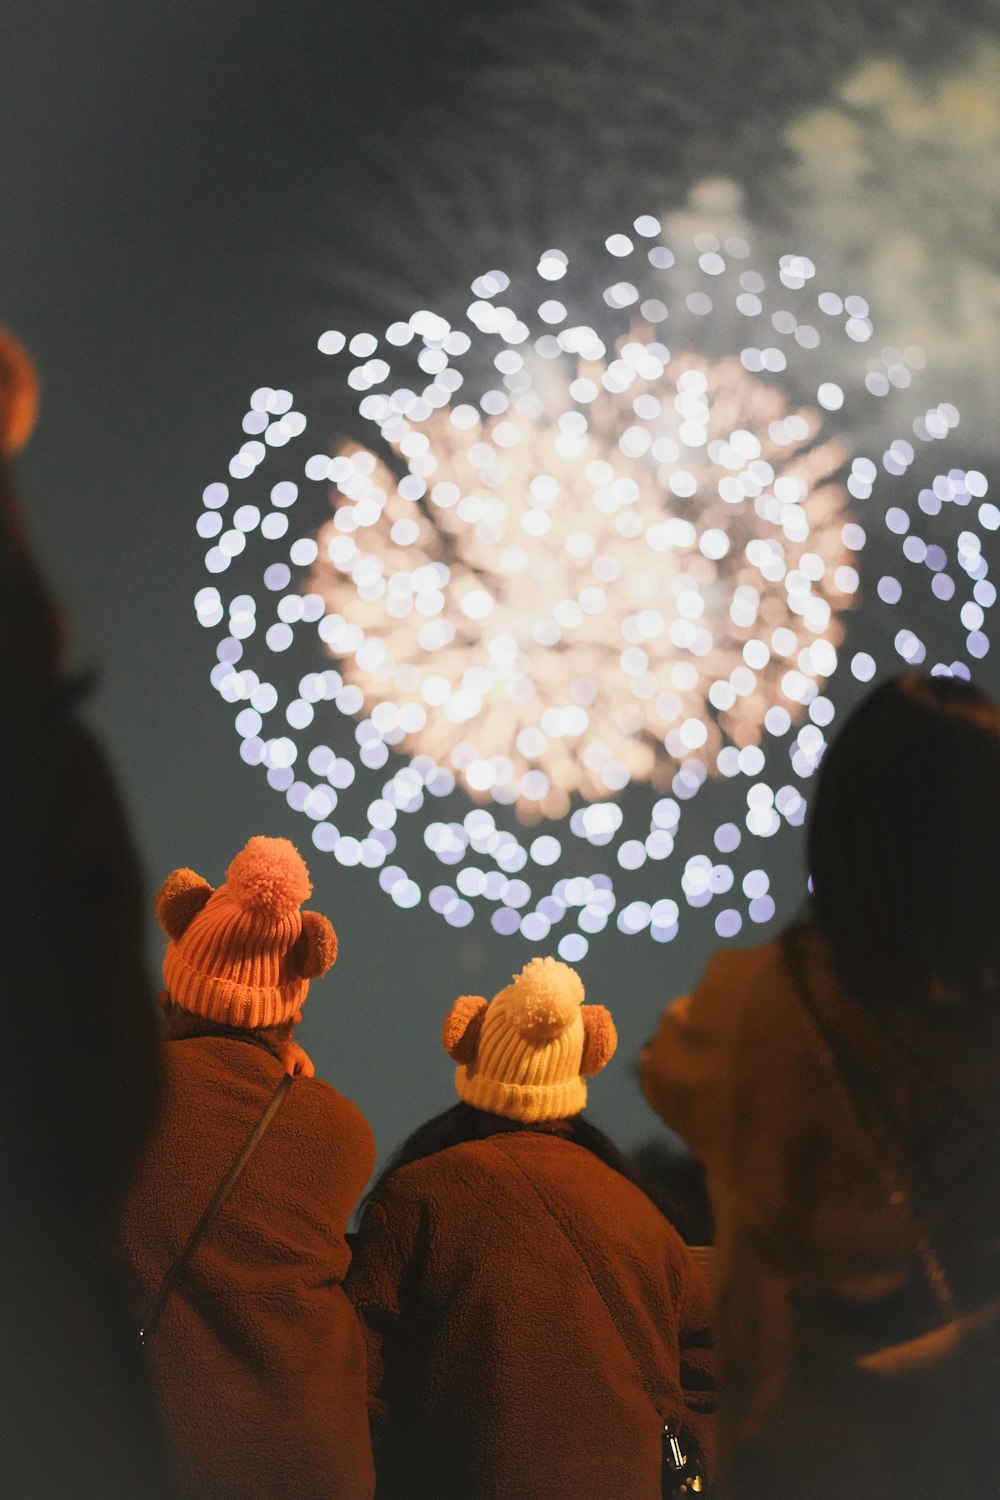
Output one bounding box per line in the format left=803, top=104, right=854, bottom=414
left=639, top=932, right=1000, bottom=1500
left=346, top=1129, right=716, bottom=1500
left=120, top=1036, right=376, bottom=1500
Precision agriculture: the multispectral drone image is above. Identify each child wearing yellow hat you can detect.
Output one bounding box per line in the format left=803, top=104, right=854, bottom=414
left=347, top=956, right=716, bottom=1500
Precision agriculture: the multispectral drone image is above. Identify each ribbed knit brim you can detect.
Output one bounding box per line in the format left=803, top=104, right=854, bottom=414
left=457, top=1067, right=587, bottom=1123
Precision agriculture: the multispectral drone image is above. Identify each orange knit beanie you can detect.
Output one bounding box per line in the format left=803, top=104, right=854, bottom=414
left=155, top=836, right=338, bottom=1029
left=441, top=956, right=618, bottom=1123
left=0, top=328, right=39, bottom=456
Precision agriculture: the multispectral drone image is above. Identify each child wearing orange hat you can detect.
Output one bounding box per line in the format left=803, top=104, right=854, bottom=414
left=346, top=957, right=716, bottom=1500
left=120, top=836, right=376, bottom=1500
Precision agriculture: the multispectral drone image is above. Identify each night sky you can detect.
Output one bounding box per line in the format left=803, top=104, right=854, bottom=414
left=4, top=0, right=1000, bottom=1163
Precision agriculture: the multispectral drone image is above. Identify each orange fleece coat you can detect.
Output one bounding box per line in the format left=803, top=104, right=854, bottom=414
left=639, top=933, right=1000, bottom=1500
left=120, top=1036, right=376, bottom=1500
left=346, top=1129, right=716, bottom=1500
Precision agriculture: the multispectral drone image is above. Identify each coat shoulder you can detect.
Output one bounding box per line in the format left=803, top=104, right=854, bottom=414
left=159, top=1037, right=375, bottom=1192
left=375, top=1133, right=682, bottom=1262
left=291, top=1074, right=374, bottom=1144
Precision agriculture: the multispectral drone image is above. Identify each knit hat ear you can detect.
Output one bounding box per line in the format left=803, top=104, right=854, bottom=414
left=442, top=995, right=488, bottom=1063
left=580, top=1005, right=618, bottom=1076
left=292, top=910, right=338, bottom=979
left=155, top=868, right=214, bottom=940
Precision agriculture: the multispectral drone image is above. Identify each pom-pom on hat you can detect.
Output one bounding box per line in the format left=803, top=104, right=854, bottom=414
left=442, top=956, right=617, bottom=1123
left=155, top=836, right=338, bottom=1029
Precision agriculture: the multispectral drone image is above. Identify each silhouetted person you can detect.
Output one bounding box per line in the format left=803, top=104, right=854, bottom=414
left=0, top=327, right=169, bottom=1497
left=641, top=674, right=1000, bottom=1499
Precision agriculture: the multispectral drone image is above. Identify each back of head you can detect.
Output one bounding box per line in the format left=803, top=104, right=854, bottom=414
left=155, top=835, right=338, bottom=1032
left=442, top=956, right=617, bottom=1124
left=807, top=672, right=1000, bottom=1009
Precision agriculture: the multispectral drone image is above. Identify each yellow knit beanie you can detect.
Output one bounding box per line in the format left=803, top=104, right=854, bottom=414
left=154, top=836, right=338, bottom=1029
left=442, top=956, right=618, bottom=1123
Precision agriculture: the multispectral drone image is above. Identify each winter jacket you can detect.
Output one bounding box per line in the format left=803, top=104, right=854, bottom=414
left=120, top=1035, right=376, bottom=1500
left=346, top=1127, right=716, bottom=1500
left=639, top=929, right=1000, bottom=1500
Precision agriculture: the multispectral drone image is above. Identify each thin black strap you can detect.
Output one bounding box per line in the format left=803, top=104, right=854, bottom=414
left=786, top=937, right=1000, bottom=1495
left=487, top=1138, right=700, bottom=1480
left=138, top=1071, right=293, bottom=1343
left=784, top=933, right=957, bottom=1317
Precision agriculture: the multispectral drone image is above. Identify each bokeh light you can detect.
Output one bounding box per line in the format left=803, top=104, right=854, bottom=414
left=194, top=222, right=993, bottom=955
left=308, top=350, right=850, bottom=821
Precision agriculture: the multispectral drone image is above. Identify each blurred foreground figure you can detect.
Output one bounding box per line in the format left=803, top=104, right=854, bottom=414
left=0, top=328, right=169, bottom=1496
left=348, top=957, right=716, bottom=1500
left=120, top=837, right=376, bottom=1500
left=641, top=674, right=1000, bottom=1499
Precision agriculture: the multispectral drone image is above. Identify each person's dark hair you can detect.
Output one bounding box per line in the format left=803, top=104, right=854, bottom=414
left=364, top=1101, right=689, bottom=1231
left=806, top=671, right=1000, bottom=1009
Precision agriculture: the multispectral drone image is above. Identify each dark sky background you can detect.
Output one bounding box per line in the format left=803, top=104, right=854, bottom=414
left=4, top=0, right=1000, bottom=1164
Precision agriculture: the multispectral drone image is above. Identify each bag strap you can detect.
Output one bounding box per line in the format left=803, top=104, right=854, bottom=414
left=785, top=937, right=1000, bottom=1494
left=138, top=1071, right=293, bottom=1343
left=487, top=1137, right=703, bottom=1485
left=783, top=933, right=957, bottom=1322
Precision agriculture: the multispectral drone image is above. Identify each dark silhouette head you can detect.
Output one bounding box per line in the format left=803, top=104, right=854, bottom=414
left=807, top=672, right=1000, bottom=1009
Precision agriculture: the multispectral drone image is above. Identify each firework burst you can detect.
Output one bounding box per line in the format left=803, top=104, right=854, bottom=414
left=193, top=221, right=994, bottom=953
